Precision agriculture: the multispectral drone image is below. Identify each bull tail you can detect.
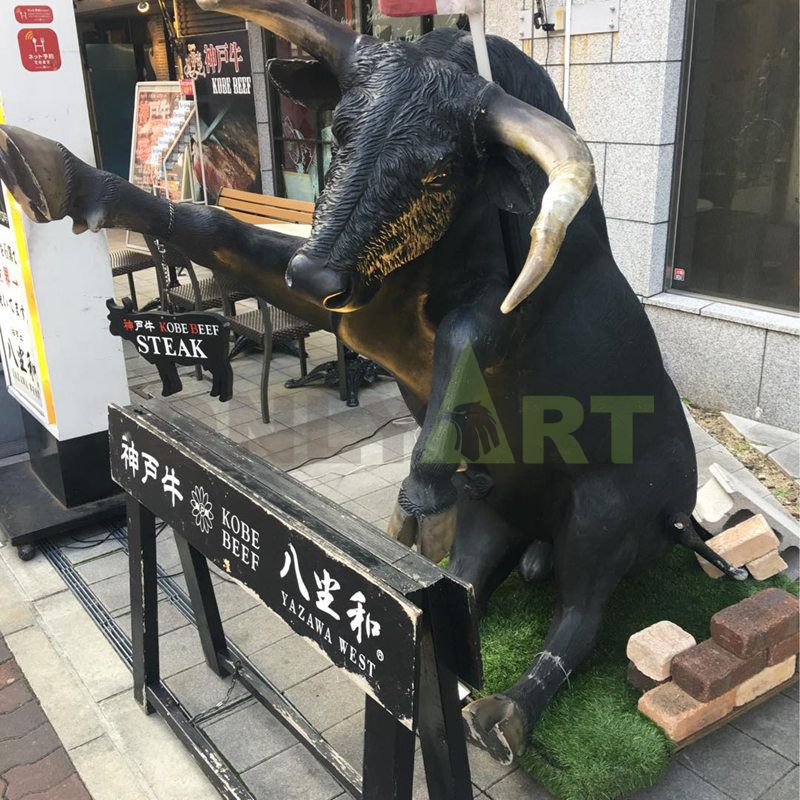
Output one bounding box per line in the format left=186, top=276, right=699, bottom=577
left=668, top=512, right=748, bottom=581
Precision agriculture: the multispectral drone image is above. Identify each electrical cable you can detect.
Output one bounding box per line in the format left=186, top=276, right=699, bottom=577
left=288, top=413, right=413, bottom=472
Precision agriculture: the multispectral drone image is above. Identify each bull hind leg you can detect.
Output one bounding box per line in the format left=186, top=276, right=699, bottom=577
left=462, top=473, right=640, bottom=764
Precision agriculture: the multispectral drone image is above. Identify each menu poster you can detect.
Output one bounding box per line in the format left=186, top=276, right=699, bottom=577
left=129, top=82, right=197, bottom=200
left=181, top=30, right=261, bottom=203
left=0, top=179, right=54, bottom=423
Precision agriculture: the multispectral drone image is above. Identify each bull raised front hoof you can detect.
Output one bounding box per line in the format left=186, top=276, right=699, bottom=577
left=0, top=125, right=71, bottom=224
left=386, top=503, right=457, bottom=564
left=462, top=694, right=527, bottom=766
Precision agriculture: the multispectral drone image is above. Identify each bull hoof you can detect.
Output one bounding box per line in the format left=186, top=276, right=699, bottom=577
left=462, top=694, right=527, bottom=765
left=0, top=125, right=70, bottom=223
left=386, top=503, right=457, bottom=563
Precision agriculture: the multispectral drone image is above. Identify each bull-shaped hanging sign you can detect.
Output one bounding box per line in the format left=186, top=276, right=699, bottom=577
left=107, top=298, right=233, bottom=402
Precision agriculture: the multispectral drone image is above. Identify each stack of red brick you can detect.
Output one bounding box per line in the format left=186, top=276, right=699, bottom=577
left=628, top=588, right=799, bottom=743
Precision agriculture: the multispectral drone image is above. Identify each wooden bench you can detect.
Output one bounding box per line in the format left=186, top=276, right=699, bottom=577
left=217, top=187, right=314, bottom=226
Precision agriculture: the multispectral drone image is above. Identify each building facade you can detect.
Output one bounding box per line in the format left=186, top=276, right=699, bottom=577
left=246, top=0, right=799, bottom=432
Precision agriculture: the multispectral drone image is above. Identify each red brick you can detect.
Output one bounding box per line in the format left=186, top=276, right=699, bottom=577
left=627, top=661, right=668, bottom=693
left=638, top=682, right=735, bottom=742
left=4, top=749, right=74, bottom=800
left=0, top=699, right=48, bottom=741
left=767, top=633, right=800, bottom=667
left=0, top=722, right=60, bottom=773
left=672, top=639, right=766, bottom=701
left=15, top=773, right=91, bottom=800
left=0, top=675, right=33, bottom=714
left=711, top=588, right=799, bottom=658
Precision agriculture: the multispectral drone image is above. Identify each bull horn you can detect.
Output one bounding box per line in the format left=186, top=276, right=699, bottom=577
left=196, top=0, right=370, bottom=77
left=479, top=86, right=595, bottom=314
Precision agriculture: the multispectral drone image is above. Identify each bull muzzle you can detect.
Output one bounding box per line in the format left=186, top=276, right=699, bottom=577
left=286, top=251, right=373, bottom=312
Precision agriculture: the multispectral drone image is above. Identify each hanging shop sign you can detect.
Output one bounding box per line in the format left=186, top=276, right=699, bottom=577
left=0, top=180, right=55, bottom=424
left=17, top=27, right=61, bottom=72
left=180, top=29, right=261, bottom=203
left=106, top=299, right=232, bottom=401
left=129, top=82, right=201, bottom=201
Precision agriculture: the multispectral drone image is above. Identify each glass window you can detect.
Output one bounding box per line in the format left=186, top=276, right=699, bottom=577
left=671, top=0, right=799, bottom=312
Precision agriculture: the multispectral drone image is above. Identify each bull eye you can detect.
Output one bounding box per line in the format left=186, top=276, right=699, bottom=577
left=423, top=171, right=449, bottom=189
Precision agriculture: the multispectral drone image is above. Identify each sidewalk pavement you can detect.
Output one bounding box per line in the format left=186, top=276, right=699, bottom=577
left=1, top=633, right=92, bottom=800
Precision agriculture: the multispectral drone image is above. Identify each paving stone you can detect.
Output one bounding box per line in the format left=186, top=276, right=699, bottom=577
left=711, top=589, right=799, bottom=658
left=672, top=639, right=766, bottom=702
left=74, top=550, right=131, bottom=585
left=323, top=710, right=365, bottom=769
left=627, top=661, right=668, bottom=693
left=89, top=572, right=132, bottom=615
left=698, top=515, right=780, bottom=578
left=467, top=741, right=517, bottom=791
left=222, top=603, right=293, bottom=655
left=158, top=624, right=208, bottom=678
left=5, top=625, right=105, bottom=751
left=117, top=598, right=191, bottom=637
left=60, top=530, right=124, bottom=565
left=11, top=772, right=91, bottom=800
left=3, top=748, right=75, bottom=800
left=767, top=634, right=800, bottom=667
left=770, top=440, right=799, bottom=481
left=747, top=551, right=789, bottom=581
left=68, top=733, right=153, bottom=800
left=0, top=672, right=33, bottom=713
left=212, top=580, right=260, bottom=621
left=732, top=692, right=800, bottom=763
left=627, top=621, right=697, bottom=681
left=97, top=691, right=219, bottom=800
left=241, top=743, right=343, bottom=800
left=638, top=682, right=735, bottom=742
left=762, top=767, right=799, bottom=800
left=34, top=588, right=133, bottom=702
left=735, top=657, right=797, bottom=708
left=678, top=725, right=792, bottom=800
left=628, top=761, right=729, bottom=800
left=202, top=699, right=297, bottom=771
left=0, top=699, right=47, bottom=740
left=484, top=766, right=554, bottom=799
left=285, top=666, right=364, bottom=733
left=0, top=658, right=22, bottom=688
left=782, top=683, right=799, bottom=702
left=0, top=635, right=11, bottom=663
left=165, top=659, right=247, bottom=718
left=0, top=721, right=61, bottom=773
left=250, top=634, right=331, bottom=691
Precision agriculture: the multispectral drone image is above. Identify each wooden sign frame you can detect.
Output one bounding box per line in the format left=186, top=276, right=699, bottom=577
left=109, top=402, right=482, bottom=800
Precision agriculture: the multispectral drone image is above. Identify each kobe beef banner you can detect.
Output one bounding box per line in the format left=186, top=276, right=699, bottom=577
left=181, top=30, right=261, bottom=203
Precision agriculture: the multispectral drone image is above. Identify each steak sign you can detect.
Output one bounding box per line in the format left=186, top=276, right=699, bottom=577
left=109, top=406, right=421, bottom=726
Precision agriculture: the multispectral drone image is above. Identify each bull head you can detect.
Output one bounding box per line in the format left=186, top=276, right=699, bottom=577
left=198, top=1, right=593, bottom=313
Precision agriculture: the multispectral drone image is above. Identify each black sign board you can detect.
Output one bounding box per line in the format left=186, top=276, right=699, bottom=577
left=181, top=29, right=261, bottom=203
left=109, top=405, right=421, bottom=725
left=107, top=299, right=233, bottom=402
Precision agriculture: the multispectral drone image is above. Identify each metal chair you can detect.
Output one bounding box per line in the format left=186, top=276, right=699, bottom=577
left=109, top=247, right=155, bottom=310
left=216, top=275, right=317, bottom=423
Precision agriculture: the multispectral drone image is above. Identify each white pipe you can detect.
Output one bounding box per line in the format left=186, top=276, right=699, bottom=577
left=468, top=11, right=493, bottom=82
left=562, top=0, right=572, bottom=111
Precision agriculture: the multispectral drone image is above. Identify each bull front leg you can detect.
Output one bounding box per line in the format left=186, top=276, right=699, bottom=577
left=0, top=125, right=328, bottom=330
left=387, top=281, right=518, bottom=562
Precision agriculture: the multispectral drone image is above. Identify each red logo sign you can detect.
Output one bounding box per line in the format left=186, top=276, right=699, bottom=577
left=14, top=5, right=54, bottom=24
left=17, top=28, right=61, bottom=72
left=673, top=267, right=686, bottom=282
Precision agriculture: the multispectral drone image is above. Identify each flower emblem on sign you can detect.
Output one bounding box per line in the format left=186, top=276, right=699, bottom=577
left=190, top=486, right=214, bottom=533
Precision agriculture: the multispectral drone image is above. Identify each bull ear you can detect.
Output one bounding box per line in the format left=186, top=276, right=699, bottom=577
left=482, top=147, right=541, bottom=216
left=267, top=58, right=341, bottom=110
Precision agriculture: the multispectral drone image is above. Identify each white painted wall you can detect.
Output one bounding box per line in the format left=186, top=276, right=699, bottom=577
left=0, top=0, right=129, bottom=440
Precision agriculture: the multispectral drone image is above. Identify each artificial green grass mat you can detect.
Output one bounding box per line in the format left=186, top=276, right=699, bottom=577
left=478, top=547, right=799, bottom=800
